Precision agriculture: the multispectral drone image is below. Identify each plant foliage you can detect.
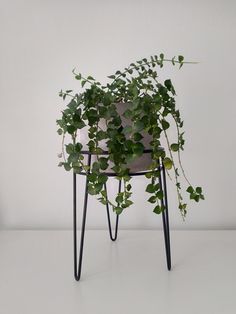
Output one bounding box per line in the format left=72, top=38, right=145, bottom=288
left=57, top=54, right=204, bottom=219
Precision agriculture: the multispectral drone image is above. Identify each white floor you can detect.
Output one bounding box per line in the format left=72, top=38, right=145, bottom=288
left=0, top=230, right=235, bottom=314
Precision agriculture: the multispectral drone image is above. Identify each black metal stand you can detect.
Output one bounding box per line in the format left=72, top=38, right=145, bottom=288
left=73, top=152, right=171, bottom=281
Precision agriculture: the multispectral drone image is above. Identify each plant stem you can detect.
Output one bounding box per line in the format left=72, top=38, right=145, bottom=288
left=111, top=58, right=197, bottom=84
left=160, top=119, right=182, bottom=205
left=172, top=115, right=192, bottom=187
left=62, top=133, right=66, bottom=162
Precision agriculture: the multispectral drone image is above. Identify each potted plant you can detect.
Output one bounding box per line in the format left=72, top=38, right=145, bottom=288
left=56, top=54, right=204, bottom=219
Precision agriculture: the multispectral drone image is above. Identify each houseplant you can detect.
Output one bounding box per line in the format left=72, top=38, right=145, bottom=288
left=57, top=54, right=204, bottom=219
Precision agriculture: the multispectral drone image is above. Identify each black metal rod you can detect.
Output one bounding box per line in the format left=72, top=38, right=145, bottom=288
left=80, top=148, right=163, bottom=155
left=73, top=154, right=91, bottom=281
left=162, top=158, right=171, bottom=270
left=158, top=159, right=171, bottom=271
left=73, top=171, right=77, bottom=278
left=104, top=180, right=121, bottom=241
left=77, top=169, right=159, bottom=177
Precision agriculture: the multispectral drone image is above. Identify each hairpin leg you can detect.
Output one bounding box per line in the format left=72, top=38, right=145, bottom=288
left=104, top=179, right=121, bottom=241
left=159, top=160, right=172, bottom=271
left=73, top=155, right=91, bottom=281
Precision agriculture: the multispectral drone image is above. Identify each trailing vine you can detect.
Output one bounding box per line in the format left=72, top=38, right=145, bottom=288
left=57, top=54, right=204, bottom=219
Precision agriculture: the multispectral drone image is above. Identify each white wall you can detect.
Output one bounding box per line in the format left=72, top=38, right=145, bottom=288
left=0, top=0, right=236, bottom=230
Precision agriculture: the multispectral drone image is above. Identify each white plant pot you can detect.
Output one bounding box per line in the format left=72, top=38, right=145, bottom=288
left=78, top=103, right=153, bottom=173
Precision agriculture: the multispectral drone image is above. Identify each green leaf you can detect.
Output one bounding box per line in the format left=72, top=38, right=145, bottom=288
left=87, top=76, right=95, bottom=80
left=72, top=161, right=81, bottom=167
left=148, top=196, right=157, bottom=203
left=196, top=186, right=202, bottom=194
left=66, top=144, right=74, bottom=154
left=64, top=163, right=71, bottom=171
left=125, top=153, right=135, bottom=164
left=161, top=120, right=170, bottom=130
left=132, top=142, right=144, bottom=156
left=88, top=184, right=97, bottom=195
left=83, top=165, right=89, bottom=171
left=99, top=157, right=109, bottom=170
left=116, top=193, right=123, bottom=203
left=98, top=198, right=108, bottom=205
left=67, top=125, right=76, bottom=134
left=163, top=157, right=173, bottom=170
left=178, top=55, right=184, bottom=69
left=108, top=75, right=116, bottom=79
left=164, top=79, right=172, bottom=91
left=94, top=183, right=103, bottom=193
left=123, top=200, right=133, bottom=208
left=153, top=205, right=164, bottom=214
left=88, top=140, right=95, bottom=151
left=76, top=121, right=86, bottom=129
left=114, top=207, right=123, bottom=215
left=88, top=173, right=97, bottom=182
left=101, top=190, right=107, bottom=197
left=57, top=128, right=63, bottom=135
left=146, top=183, right=157, bottom=193
left=73, top=113, right=81, bottom=123
left=156, top=190, right=164, bottom=200
left=186, top=186, right=194, bottom=193
left=170, top=143, right=179, bottom=152
left=81, top=80, right=86, bottom=88
left=73, top=166, right=82, bottom=174
left=97, top=130, right=107, bottom=141
left=75, top=143, right=83, bottom=152
left=145, top=172, right=152, bottom=179
left=98, top=106, right=108, bottom=117
left=124, top=139, right=133, bottom=151
left=68, top=100, right=77, bottom=110
left=176, top=182, right=181, bottom=189
left=96, top=148, right=104, bottom=155
left=126, top=184, right=132, bottom=191
left=92, top=162, right=100, bottom=172
left=134, top=121, right=144, bottom=132
left=98, top=174, right=108, bottom=184
left=123, top=109, right=133, bottom=119
left=68, top=152, right=79, bottom=163
left=122, top=125, right=132, bottom=135
left=133, top=132, right=143, bottom=141
left=179, top=203, right=187, bottom=210
left=75, top=74, right=82, bottom=80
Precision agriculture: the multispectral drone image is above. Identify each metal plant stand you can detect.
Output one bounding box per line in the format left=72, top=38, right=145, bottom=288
left=73, top=150, right=171, bottom=281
